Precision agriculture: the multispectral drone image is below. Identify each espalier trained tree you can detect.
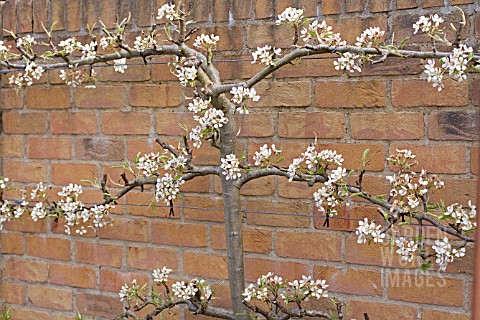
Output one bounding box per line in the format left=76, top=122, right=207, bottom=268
left=0, top=3, right=479, bottom=320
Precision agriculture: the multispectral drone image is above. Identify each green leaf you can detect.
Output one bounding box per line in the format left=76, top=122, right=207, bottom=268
left=420, top=261, right=432, bottom=271
left=362, top=148, right=370, bottom=163
left=276, top=157, right=285, bottom=163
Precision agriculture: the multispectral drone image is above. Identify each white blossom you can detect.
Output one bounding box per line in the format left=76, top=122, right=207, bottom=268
left=152, top=266, right=172, bottom=283
left=221, top=154, right=241, bottom=180
left=193, top=34, right=220, bottom=51
left=0, top=177, right=9, bottom=190
left=356, top=218, right=385, bottom=244
left=157, top=3, right=179, bottom=21
left=172, top=280, right=198, bottom=300
left=413, top=14, right=443, bottom=35
left=395, top=237, right=418, bottom=262
left=58, top=37, right=82, bottom=54
left=253, top=144, right=281, bottom=166
left=424, top=59, right=444, bottom=91
left=134, top=34, right=157, bottom=51
left=80, top=41, right=97, bottom=60
left=432, top=237, right=465, bottom=271
left=113, top=58, right=127, bottom=73
left=155, top=173, right=184, bottom=204
left=251, top=45, right=281, bottom=66
left=441, top=44, right=473, bottom=83
left=188, top=97, right=210, bottom=113
left=16, top=35, right=36, bottom=47
left=301, top=20, right=345, bottom=46
left=355, top=27, right=385, bottom=48
left=136, top=152, right=162, bottom=177
left=230, top=86, right=260, bottom=114
left=276, top=7, right=304, bottom=25
left=334, top=52, right=361, bottom=73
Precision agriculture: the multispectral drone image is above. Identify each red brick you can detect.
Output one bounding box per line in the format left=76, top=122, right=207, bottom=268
left=322, top=0, right=341, bottom=14
left=241, top=176, right=275, bottom=196
left=26, top=86, right=70, bottom=109
left=183, top=195, right=224, bottom=222
left=5, top=257, right=48, bottom=282
left=314, top=206, right=379, bottom=232
left=66, top=0, right=81, bottom=31
left=346, top=300, right=417, bottom=320
left=215, top=55, right=263, bottom=81
left=346, top=0, right=366, bottom=12
left=2, top=0, right=16, bottom=35
left=151, top=221, right=207, bottom=247
left=430, top=177, right=477, bottom=205
left=129, top=84, right=182, bottom=107
left=211, top=226, right=272, bottom=253
left=0, top=136, right=24, bottom=158
left=100, top=269, right=149, bottom=292
left=76, top=137, right=125, bottom=161
left=51, top=163, right=99, bottom=186
left=75, top=86, right=125, bottom=109
left=156, top=111, right=197, bottom=136
left=1, top=282, right=25, bottom=305
left=183, top=252, right=228, bottom=279
left=50, top=111, right=98, bottom=134
left=245, top=258, right=309, bottom=282
left=26, top=235, right=71, bottom=260
left=16, top=0, right=32, bottom=33
left=351, top=112, right=424, bottom=140
left=127, top=246, right=179, bottom=270
left=254, top=81, right=311, bottom=107
left=428, top=111, right=478, bottom=141
left=4, top=217, right=48, bottom=233
left=194, top=26, right=243, bottom=51
left=76, top=293, right=123, bottom=318
left=276, top=231, right=342, bottom=261
left=136, top=0, right=154, bottom=26
left=234, top=0, right=251, bottom=19
left=246, top=199, right=311, bottom=228
left=473, top=78, right=480, bottom=106
left=315, top=80, right=386, bottom=108
left=2, top=112, right=47, bottom=134
left=33, top=0, right=48, bottom=32
left=213, top=0, right=230, bottom=21
left=370, top=0, right=390, bottom=12
left=386, top=271, right=464, bottom=306
left=314, top=266, right=383, bottom=296
left=50, top=263, right=97, bottom=288
left=99, top=217, right=150, bottom=242
left=390, top=144, right=467, bottom=174
left=392, top=79, right=468, bottom=107
left=75, top=241, right=123, bottom=267
left=100, top=0, right=116, bottom=28
left=237, top=112, right=275, bottom=137
left=50, top=0, right=65, bottom=30
left=326, top=16, right=387, bottom=43
left=28, top=285, right=72, bottom=310
left=422, top=309, right=470, bottom=320
left=396, top=0, right=417, bottom=9
left=102, top=111, right=151, bottom=134
left=124, top=190, right=171, bottom=217
left=1, top=233, right=24, bottom=254
left=278, top=111, right=344, bottom=138
left=472, top=146, right=479, bottom=175
left=10, top=308, right=49, bottom=320
left=0, top=88, right=23, bottom=109
left=180, top=175, right=211, bottom=193
left=246, top=23, right=295, bottom=49
left=3, top=161, right=48, bottom=183
left=27, top=137, right=72, bottom=159
left=254, top=0, right=273, bottom=19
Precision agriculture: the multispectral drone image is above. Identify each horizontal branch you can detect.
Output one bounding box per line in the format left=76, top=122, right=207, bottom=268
left=188, top=304, right=237, bottom=320
left=278, top=308, right=333, bottom=320
left=96, top=165, right=221, bottom=207
left=211, top=45, right=480, bottom=95
left=240, top=167, right=475, bottom=243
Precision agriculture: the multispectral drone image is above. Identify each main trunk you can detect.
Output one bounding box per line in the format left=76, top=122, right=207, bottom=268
left=213, top=95, right=247, bottom=318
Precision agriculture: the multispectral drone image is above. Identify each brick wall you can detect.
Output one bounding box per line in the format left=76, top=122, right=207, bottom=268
left=0, top=0, right=479, bottom=319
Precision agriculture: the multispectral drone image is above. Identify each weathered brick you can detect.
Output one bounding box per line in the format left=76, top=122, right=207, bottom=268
left=26, top=86, right=70, bottom=109
left=422, top=309, right=470, bottom=320
left=156, top=111, right=196, bottom=136
left=99, top=217, right=150, bottom=242
left=472, top=146, right=479, bottom=175
left=33, top=0, right=48, bottom=32
left=246, top=23, right=294, bottom=49
left=396, top=0, right=417, bottom=9
left=2, top=0, right=16, bottom=35
left=428, top=111, right=478, bottom=141
left=17, top=0, right=33, bottom=33
left=278, top=111, right=344, bottom=138
left=50, top=111, right=98, bottom=134
left=151, top=221, right=207, bottom=247
left=392, top=79, right=468, bottom=107
left=370, top=0, right=390, bottom=12
left=351, top=112, right=424, bottom=140
left=129, top=84, right=182, bottom=107
left=76, top=137, right=125, bottom=161
left=127, top=246, right=179, bottom=270
left=315, top=80, right=386, bottom=108
left=2, top=112, right=47, bottom=134
left=0, top=88, right=23, bottom=109
left=75, top=241, right=123, bottom=267
left=26, top=235, right=71, bottom=260
left=50, top=263, right=97, bottom=288
left=211, top=226, right=273, bottom=253
left=195, top=26, right=243, bottom=51
left=4, top=216, right=48, bottom=233
left=75, top=86, right=125, bottom=109
left=0, top=136, right=24, bottom=158
left=27, top=137, right=72, bottom=159
left=245, top=199, right=311, bottom=228
left=386, top=271, right=464, bottom=306
left=390, top=144, right=467, bottom=174
left=76, top=293, right=123, bottom=318
left=314, top=266, right=383, bottom=296
left=276, top=231, right=342, bottom=261
left=66, top=0, right=81, bottom=31
left=3, top=160, right=48, bottom=183
left=183, top=195, right=224, bottom=222
left=234, top=0, right=251, bottom=19
left=254, top=81, right=312, bottom=107
left=346, top=0, right=366, bottom=12
left=254, top=0, right=273, bottom=18
left=5, top=257, right=48, bottom=282
left=1, top=282, right=26, bottom=305
left=102, top=111, right=151, bottom=134
left=50, top=0, right=65, bottom=30
left=346, top=300, right=417, bottom=320
left=99, top=62, right=151, bottom=82
left=322, top=0, right=341, bottom=15
left=240, top=176, right=275, bottom=196
left=10, top=308, right=49, bottom=320
left=1, top=233, right=24, bottom=254
left=183, top=252, right=229, bottom=279
left=423, top=0, right=445, bottom=7
left=51, top=163, right=99, bottom=185
left=237, top=112, right=275, bottom=137
left=28, top=285, right=72, bottom=310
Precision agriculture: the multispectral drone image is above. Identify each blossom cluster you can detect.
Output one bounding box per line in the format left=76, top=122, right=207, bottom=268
left=243, top=273, right=328, bottom=305
left=172, top=279, right=212, bottom=302
left=187, top=97, right=228, bottom=148
left=58, top=68, right=97, bottom=88
left=440, top=201, right=477, bottom=232
left=288, top=146, right=344, bottom=181
left=413, top=14, right=444, bottom=35
left=395, top=237, right=419, bottom=263
left=230, top=86, right=260, bottom=114
left=355, top=218, right=385, bottom=244
left=355, top=27, right=385, bottom=48
left=251, top=45, right=282, bottom=66
left=276, top=7, right=304, bottom=26
left=171, top=57, right=198, bottom=86
left=253, top=144, right=282, bottom=167
left=221, top=154, right=242, bottom=180
left=134, top=33, right=157, bottom=51
left=432, top=237, right=466, bottom=271
left=157, top=3, right=180, bottom=21
left=8, top=61, right=45, bottom=89
left=193, top=34, right=220, bottom=52
left=113, top=58, right=127, bottom=73
left=301, top=20, right=345, bottom=46
left=152, top=266, right=172, bottom=283
left=334, top=52, right=361, bottom=73
left=155, top=173, right=185, bottom=204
